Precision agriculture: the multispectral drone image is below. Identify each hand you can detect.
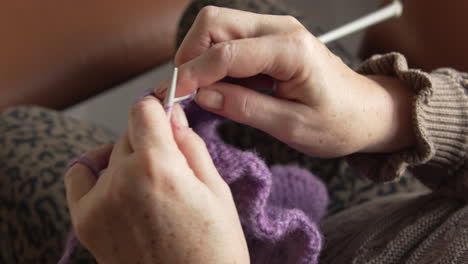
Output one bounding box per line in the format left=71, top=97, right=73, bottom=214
left=159, top=7, right=415, bottom=157
left=64, top=98, right=249, bottom=264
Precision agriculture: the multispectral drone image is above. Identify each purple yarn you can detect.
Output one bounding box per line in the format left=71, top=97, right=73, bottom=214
left=59, top=100, right=328, bottom=264
left=66, top=156, right=101, bottom=176
left=183, top=101, right=328, bottom=263
left=59, top=157, right=101, bottom=264
left=164, top=105, right=174, bottom=113
left=57, top=233, right=79, bottom=264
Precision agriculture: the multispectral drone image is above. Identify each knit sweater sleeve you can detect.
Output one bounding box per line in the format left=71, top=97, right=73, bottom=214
left=347, top=52, right=468, bottom=201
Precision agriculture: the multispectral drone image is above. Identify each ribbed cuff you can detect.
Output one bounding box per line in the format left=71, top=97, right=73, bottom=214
left=348, top=52, right=468, bottom=182
left=419, top=69, right=468, bottom=171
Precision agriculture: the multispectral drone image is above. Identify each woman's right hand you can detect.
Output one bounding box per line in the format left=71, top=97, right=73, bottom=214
left=64, top=98, right=249, bottom=264
left=159, top=7, right=415, bottom=158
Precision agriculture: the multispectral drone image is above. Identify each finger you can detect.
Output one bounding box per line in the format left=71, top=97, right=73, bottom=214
left=65, top=144, right=113, bottom=214
left=194, top=82, right=306, bottom=144
left=156, top=75, right=275, bottom=101
left=170, top=104, right=227, bottom=195
left=108, top=131, right=132, bottom=166
left=174, top=32, right=314, bottom=97
left=175, top=6, right=304, bottom=66
left=128, top=96, right=176, bottom=151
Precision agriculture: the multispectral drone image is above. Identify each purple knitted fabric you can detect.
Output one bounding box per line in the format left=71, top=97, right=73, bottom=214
left=60, top=100, right=328, bottom=264
left=183, top=101, right=328, bottom=264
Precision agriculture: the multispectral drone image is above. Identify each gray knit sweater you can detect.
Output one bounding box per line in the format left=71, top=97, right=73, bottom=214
left=321, top=53, right=468, bottom=264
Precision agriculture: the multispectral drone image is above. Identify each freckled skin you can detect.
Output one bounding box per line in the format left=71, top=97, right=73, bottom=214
left=67, top=5, right=418, bottom=264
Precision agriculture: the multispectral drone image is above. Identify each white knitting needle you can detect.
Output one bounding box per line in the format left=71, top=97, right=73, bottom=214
left=163, top=3, right=403, bottom=116
left=173, top=93, right=194, bottom=103
left=318, top=0, right=403, bottom=44
left=164, top=67, right=178, bottom=119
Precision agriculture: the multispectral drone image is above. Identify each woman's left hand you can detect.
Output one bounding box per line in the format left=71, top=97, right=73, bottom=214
left=64, top=97, right=249, bottom=264
left=157, top=7, right=415, bottom=158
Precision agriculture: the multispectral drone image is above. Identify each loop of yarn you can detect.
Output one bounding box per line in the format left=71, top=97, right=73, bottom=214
left=58, top=157, right=101, bottom=264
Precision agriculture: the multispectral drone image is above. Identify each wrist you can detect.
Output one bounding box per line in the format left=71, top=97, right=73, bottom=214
left=358, top=74, right=416, bottom=153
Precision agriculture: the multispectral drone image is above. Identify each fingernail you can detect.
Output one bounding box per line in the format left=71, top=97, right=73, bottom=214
left=155, top=80, right=170, bottom=100
left=171, top=103, right=189, bottom=127
left=195, top=89, right=223, bottom=110
left=155, top=87, right=167, bottom=100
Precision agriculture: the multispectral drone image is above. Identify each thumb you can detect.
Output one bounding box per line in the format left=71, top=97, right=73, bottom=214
left=64, top=144, right=113, bottom=215
left=171, top=104, right=228, bottom=197
left=194, top=82, right=302, bottom=142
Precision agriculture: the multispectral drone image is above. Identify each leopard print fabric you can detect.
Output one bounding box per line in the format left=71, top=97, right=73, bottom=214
left=0, top=106, right=116, bottom=263
left=0, top=1, right=427, bottom=263
left=0, top=107, right=425, bottom=264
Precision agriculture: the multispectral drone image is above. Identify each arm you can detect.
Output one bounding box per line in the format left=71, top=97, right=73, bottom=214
left=148, top=5, right=467, bottom=204
left=349, top=53, right=468, bottom=201
left=168, top=7, right=467, bottom=200
left=0, top=0, right=191, bottom=111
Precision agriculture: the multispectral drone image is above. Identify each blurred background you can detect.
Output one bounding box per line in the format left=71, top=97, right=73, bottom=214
left=65, top=0, right=379, bottom=134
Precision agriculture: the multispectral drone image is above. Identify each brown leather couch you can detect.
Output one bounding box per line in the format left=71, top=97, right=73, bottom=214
left=361, top=0, right=468, bottom=72
left=0, top=0, right=192, bottom=111
left=2, top=0, right=466, bottom=112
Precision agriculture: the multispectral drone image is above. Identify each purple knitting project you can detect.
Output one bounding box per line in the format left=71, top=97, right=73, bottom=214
left=60, top=100, right=328, bottom=264
left=183, top=101, right=328, bottom=264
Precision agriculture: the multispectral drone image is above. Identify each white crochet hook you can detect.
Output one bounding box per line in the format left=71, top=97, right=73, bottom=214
left=163, top=67, right=194, bottom=119
left=318, top=0, right=403, bottom=44
left=163, top=67, right=178, bottom=119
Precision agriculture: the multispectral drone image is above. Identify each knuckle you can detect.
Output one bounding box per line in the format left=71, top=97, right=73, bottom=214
left=198, top=6, right=221, bottom=24
left=150, top=161, right=173, bottom=180
left=130, top=98, right=151, bottom=119
left=188, top=133, right=208, bottom=151
left=146, top=159, right=187, bottom=198
left=285, top=126, right=302, bottom=146
left=283, top=114, right=306, bottom=145
left=136, top=148, right=154, bottom=168
left=129, top=98, right=161, bottom=124
left=103, top=168, right=131, bottom=201
left=136, top=149, right=182, bottom=182
left=136, top=148, right=163, bottom=173
left=283, top=15, right=303, bottom=29
left=212, top=42, right=234, bottom=66
left=290, top=29, right=314, bottom=50
left=239, top=95, right=254, bottom=123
